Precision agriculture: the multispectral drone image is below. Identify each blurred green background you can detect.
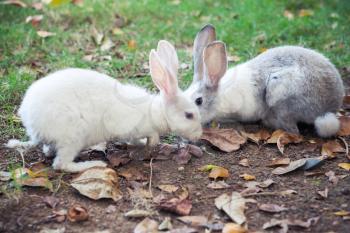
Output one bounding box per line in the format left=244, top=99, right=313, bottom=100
left=0, top=0, right=349, bottom=139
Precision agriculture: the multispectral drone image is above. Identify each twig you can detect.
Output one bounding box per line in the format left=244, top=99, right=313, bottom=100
left=148, top=158, right=154, bottom=198
left=18, top=149, right=25, bottom=168
left=242, top=191, right=282, bottom=197
left=338, top=136, right=349, bottom=159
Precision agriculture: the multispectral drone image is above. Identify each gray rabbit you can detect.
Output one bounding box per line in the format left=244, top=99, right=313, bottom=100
left=185, top=24, right=344, bottom=137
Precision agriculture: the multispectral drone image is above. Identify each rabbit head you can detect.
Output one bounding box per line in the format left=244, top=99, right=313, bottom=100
left=149, top=40, right=202, bottom=140
left=185, top=25, right=227, bottom=123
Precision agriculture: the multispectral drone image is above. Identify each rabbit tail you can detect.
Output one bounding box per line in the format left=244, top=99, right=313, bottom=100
left=314, top=112, right=340, bottom=138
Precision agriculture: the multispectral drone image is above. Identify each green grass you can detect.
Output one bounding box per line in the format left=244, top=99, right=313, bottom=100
left=0, top=0, right=349, bottom=140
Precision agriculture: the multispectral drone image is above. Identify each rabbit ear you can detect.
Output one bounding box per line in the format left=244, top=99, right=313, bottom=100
left=156, top=40, right=179, bottom=78
left=149, top=49, right=178, bottom=101
left=193, top=24, right=216, bottom=82
left=203, top=41, right=227, bottom=88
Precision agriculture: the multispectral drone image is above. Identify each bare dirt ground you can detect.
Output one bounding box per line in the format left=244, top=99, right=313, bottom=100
left=0, top=69, right=350, bottom=233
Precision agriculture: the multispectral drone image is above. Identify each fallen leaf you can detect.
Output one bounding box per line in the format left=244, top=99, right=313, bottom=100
left=177, top=215, right=208, bottom=227
left=279, top=189, right=298, bottom=196
left=238, top=159, right=249, bottom=167
left=51, top=209, right=67, bottom=223
left=259, top=179, right=275, bottom=188
left=100, top=37, right=114, bottom=51
left=134, top=217, right=158, bottom=233
left=25, top=15, right=43, bottom=27
left=92, top=27, right=104, bottom=45
left=158, top=217, right=172, bottom=231
left=1, top=0, right=27, bottom=7
left=325, top=171, right=339, bottom=185
left=17, top=176, right=53, bottom=191
left=267, top=130, right=303, bottom=154
left=158, top=184, right=179, bottom=193
left=343, top=95, right=350, bottom=109
left=222, top=223, right=247, bottom=233
left=272, top=157, right=324, bottom=175
left=215, top=192, right=249, bottom=225
left=67, top=204, right=88, bottom=222
left=119, top=167, right=147, bottom=181
left=27, top=162, right=50, bottom=178
left=166, top=227, right=197, bottom=233
left=337, top=116, right=350, bottom=136
left=321, top=140, right=345, bottom=158
left=0, top=171, right=11, bottom=181
left=187, top=144, right=203, bottom=157
left=283, top=10, right=294, bottom=20
left=173, top=147, right=192, bottom=165
left=239, top=173, right=256, bottom=181
left=240, top=129, right=271, bottom=144
left=338, top=163, right=350, bottom=171
left=128, top=39, right=137, bottom=50
left=37, top=31, right=56, bottom=38
left=258, top=203, right=288, bottom=213
left=298, top=9, right=314, bottom=17
left=263, top=217, right=319, bottom=233
left=317, top=187, right=329, bottom=198
left=209, top=167, right=229, bottom=179
left=201, top=128, right=247, bottom=152
left=31, top=2, right=43, bottom=10
left=267, top=158, right=291, bottom=167
left=198, top=164, right=219, bottom=172
left=158, top=198, right=192, bottom=216
left=334, top=210, right=350, bottom=216
left=207, top=180, right=230, bottom=189
left=71, top=167, right=122, bottom=201
left=124, top=209, right=152, bottom=218
left=106, top=153, right=131, bottom=168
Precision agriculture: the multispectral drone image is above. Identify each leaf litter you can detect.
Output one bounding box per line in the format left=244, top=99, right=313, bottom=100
left=201, top=128, right=247, bottom=152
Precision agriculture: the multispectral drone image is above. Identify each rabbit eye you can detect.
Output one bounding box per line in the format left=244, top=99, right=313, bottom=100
left=195, top=97, right=203, bottom=106
left=185, top=112, right=194, bottom=120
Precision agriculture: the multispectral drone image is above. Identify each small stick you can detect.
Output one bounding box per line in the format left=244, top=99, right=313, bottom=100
left=148, top=157, right=154, bottom=198
left=338, top=136, right=349, bottom=159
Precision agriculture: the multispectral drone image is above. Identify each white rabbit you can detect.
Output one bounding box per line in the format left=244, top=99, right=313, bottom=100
left=185, top=25, right=344, bottom=137
left=6, top=40, right=202, bottom=172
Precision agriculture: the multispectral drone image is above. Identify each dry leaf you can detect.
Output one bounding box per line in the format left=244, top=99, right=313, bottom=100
left=317, top=188, right=329, bottom=198
left=321, top=140, right=345, bottom=158
left=51, top=209, right=67, bottom=223
left=298, top=9, right=314, bottom=17
left=42, top=196, right=59, bottom=208
left=158, top=198, right=192, bottom=216
left=215, top=192, right=249, bottom=224
left=201, top=128, right=247, bottom=152
left=259, top=179, right=275, bottom=188
left=27, top=162, right=50, bottom=178
left=239, top=173, right=256, bottom=181
left=239, top=159, right=249, bottom=167
left=134, top=217, right=158, bottom=233
left=222, top=223, right=247, bottom=233
left=198, top=164, right=219, bottom=172
left=258, top=203, right=288, bottom=213
left=342, top=95, right=350, bottom=109
left=279, top=189, right=297, bottom=196
left=0, top=171, right=11, bottom=181
left=177, top=215, right=208, bottom=227
left=158, top=217, right=172, bottom=231
left=173, top=147, right=192, bottom=165
left=272, top=157, right=324, bottom=175
left=338, top=163, right=350, bottom=171
left=338, top=116, right=350, bottom=136
left=67, top=204, right=88, bottom=222
left=106, top=153, right=131, bottom=168
left=100, top=37, right=114, bottom=51
left=263, top=217, right=319, bottom=233
left=71, top=167, right=122, bottom=201
left=124, top=209, right=152, bottom=218
left=325, top=171, right=339, bottom=185
left=37, top=31, right=56, bottom=38
left=1, top=0, right=27, bottom=7
left=208, top=167, right=229, bottom=179
left=240, top=129, right=271, bottom=144
left=334, top=210, right=350, bottom=216
left=267, top=158, right=291, bottom=167
left=128, top=39, right=137, bottom=50
left=119, top=167, right=147, bottom=181
left=16, top=176, right=53, bottom=191
left=283, top=10, right=294, bottom=20
left=25, top=15, right=43, bottom=27
left=187, top=144, right=203, bottom=158
left=158, top=184, right=179, bottom=193
left=207, top=180, right=230, bottom=189
left=267, top=130, right=303, bottom=154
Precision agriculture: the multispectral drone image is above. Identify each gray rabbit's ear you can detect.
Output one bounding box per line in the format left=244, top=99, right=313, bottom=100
left=193, top=24, right=216, bottom=82
left=203, top=41, right=227, bottom=88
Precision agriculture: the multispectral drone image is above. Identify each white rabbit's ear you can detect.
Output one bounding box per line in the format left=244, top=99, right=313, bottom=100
left=149, top=49, right=178, bottom=101
left=203, top=41, right=227, bottom=88
left=156, top=40, right=179, bottom=78
left=193, top=24, right=216, bottom=82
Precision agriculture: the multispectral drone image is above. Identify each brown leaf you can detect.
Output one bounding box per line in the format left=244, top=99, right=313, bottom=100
left=321, top=140, right=345, bottom=158
left=283, top=10, right=294, bottom=20
left=51, top=209, right=67, bottom=223
left=272, top=158, right=307, bottom=175
left=37, top=31, right=56, bottom=38
left=298, top=9, right=314, bottom=17
left=238, top=158, right=249, bottom=167
left=25, top=15, right=43, bottom=27
left=263, top=217, right=319, bottom=233
left=71, top=167, right=122, bottom=201
left=325, top=171, right=339, bottom=185
left=267, top=158, right=291, bottom=167
left=187, top=144, right=203, bottom=157
left=239, top=173, right=256, bottom=181
left=124, top=209, right=152, bottom=218
left=119, top=167, right=147, bottom=181
left=27, top=161, right=50, bottom=178
left=338, top=116, right=350, bottom=136
left=267, top=130, right=303, bottom=154
left=222, top=223, right=247, bottom=233
left=342, top=95, right=350, bottom=109
left=158, top=198, right=192, bottom=216
left=240, top=129, right=271, bottom=144
left=177, top=215, right=208, bottom=227
left=1, top=0, right=27, bottom=7
left=208, top=167, right=229, bottom=179
left=106, top=153, right=131, bottom=168
left=201, top=128, right=247, bottom=152
left=338, top=162, right=350, bottom=171
left=134, top=217, right=158, bottom=233
left=128, top=39, right=137, bottom=50
left=259, top=179, right=275, bottom=188
left=173, top=147, right=192, bottom=165
left=157, top=184, right=179, bottom=193
left=215, top=192, right=249, bottom=225
left=67, top=204, right=88, bottom=222
left=17, top=176, right=53, bottom=191
left=258, top=203, right=288, bottom=213
left=207, top=180, right=230, bottom=189
left=317, top=187, right=329, bottom=198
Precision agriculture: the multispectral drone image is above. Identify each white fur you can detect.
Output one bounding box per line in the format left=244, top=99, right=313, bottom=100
left=9, top=41, right=202, bottom=172
left=315, top=113, right=340, bottom=138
